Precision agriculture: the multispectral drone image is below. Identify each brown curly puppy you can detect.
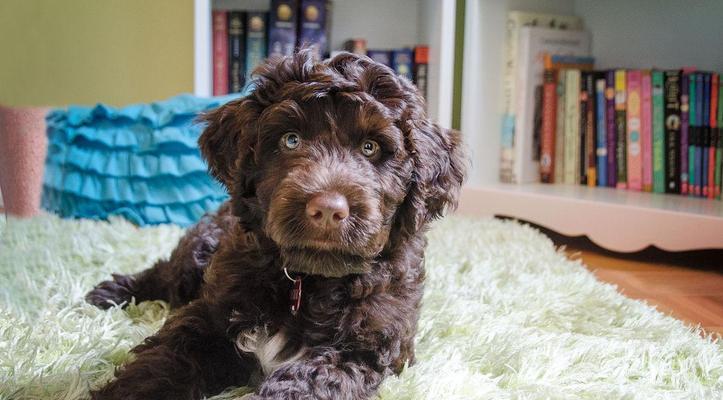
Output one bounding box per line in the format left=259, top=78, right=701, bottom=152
left=86, top=50, right=465, bottom=400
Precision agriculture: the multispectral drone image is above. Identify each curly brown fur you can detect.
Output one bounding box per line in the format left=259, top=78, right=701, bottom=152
left=87, top=49, right=465, bottom=400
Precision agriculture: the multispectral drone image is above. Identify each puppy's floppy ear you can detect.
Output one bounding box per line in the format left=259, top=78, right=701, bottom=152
left=198, top=98, right=259, bottom=190
left=397, top=118, right=466, bottom=234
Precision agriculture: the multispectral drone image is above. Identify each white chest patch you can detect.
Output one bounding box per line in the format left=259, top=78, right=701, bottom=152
left=236, top=328, right=305, bottom=375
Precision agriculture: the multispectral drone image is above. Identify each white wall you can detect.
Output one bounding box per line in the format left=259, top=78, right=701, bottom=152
left=574, top=0, right=723, bottom=71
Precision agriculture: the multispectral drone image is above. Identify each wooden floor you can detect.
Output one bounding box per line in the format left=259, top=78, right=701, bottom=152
left=542, top=228, right=723, bottom=337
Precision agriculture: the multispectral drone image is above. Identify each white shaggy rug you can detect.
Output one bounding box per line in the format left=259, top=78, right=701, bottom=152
left=0, top=215, right=721, bottom=399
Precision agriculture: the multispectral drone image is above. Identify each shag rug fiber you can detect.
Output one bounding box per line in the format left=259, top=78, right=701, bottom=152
left=1, top=215, right=721, bottom=399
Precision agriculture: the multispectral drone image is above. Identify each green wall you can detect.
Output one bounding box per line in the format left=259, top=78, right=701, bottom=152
left=0, top=0, right=194, bottom=107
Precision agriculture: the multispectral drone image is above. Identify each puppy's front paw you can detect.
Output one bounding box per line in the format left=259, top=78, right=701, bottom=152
left=85, top=273, right=136, bottom=309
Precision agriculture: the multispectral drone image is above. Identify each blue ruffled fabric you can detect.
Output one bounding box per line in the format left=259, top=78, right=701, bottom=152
left=42, top=93, right=246, bottom=226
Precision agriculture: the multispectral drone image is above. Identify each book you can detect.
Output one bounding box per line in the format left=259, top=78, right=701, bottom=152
left=702, top=73, right=710, bottom=197
left=539, top=67, right=555, bottom=182
left=564, top=69, right=581, bottom=185
left=694, top=72, right=703, bottom=196
left=641, top=70, right=653, bottom=192
left=413, top=46, right=429, bottom=99
left=367, top=50, right=391, bottom=66
left=709, top=73, right=718, bottom=198
left=717, top=80, right=723, bottom=198
left=688, top=72, right=700, bottom=196
left=595, top=76, right=607, bottom=187
left=227, top=11, right=246, bottom=94
left=614, top=69, right=627, bottom=189
left=245, top=12, right=267, bottom=79
left=540, top=66, right=557, bottom=183
left=652, top=70, right=665, bottom=193
left=680, top=72, right=690, bottom=195
left=581, top=71, right=596, bottom=186
left=511, top=27, right=591, bottom=183
left=391, top=49, right=414, bottom=80
left=554, top=71, right=567, bottom=184
left=664, top=70, right=682, bottom=194
left=298, top=0, right=327, bottom=60
left=500, top=12, right=583, bottom=184
left=212, top=11, right=229, bottom=96
left=626, top=70, right=642, bottom=191
left=605, top=70, right=617, bottom=187
left=343, top=38, right=367, bottom=55
left=268, top=0, right=298, bottom=58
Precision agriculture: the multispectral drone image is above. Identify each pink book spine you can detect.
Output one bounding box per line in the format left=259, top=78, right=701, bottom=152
left=212, top=11, right=229, bottom=96
left=626, top=70, right=643, bottom=190
left=641, top=71, right=653, bottom=192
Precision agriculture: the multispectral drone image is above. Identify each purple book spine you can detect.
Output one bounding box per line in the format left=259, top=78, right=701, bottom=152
left=268, top=0, right=298, bottom=58
left=605, top=70, right=617, bottom=187
left=298, top=0, right=327, bottom=60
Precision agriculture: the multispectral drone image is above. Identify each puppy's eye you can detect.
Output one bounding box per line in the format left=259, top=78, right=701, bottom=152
left=361, top=140, right=379, bottom=157
left=281, top=133, right=300, bottom=150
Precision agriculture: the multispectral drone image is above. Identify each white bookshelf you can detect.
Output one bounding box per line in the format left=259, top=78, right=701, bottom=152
left=192, top=0, right=457, bottom=127
left=458, top=0, right=723, bottom=251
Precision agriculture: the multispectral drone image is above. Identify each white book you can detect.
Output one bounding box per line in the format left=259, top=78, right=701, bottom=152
left=500, top=12, right=582, bottom=182
left=511, top=26, right=591, bottom=183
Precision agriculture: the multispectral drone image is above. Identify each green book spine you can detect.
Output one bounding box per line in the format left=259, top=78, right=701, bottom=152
left=564, top=69, right=581, bottom=185
left=689, top=73, right=697, bottom=196
left=652, top=71, right=665, bottom=193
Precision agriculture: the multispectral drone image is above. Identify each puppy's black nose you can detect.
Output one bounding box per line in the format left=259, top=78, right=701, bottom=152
left=306, top=192, right=349, bottom=228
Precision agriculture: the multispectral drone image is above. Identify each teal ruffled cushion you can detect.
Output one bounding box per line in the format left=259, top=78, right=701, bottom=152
left=42, top=93, right=244, bottom=226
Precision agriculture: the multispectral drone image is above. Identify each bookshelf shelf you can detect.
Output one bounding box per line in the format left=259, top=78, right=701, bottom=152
left=193, top=0, right=457, bottom=126
left=459, top=0, right=723, bottom=251
left=457, top=184, right=723, bottom=253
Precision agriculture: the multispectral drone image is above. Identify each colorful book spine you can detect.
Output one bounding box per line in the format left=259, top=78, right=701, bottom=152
left=268, top=0, right=298, bottom=58
left=641, top=71, right=653, bottom=192
left=413, top=46, right=429, bottom=99
left=694, top=73, right=704, bottom=196
left=212, top=11, right=229, bottom=96
left=540, top=68, right=557, bottom=183
left=367, top=50, right=391, bottom=67
left=626, top=70, right=642, bottom=190
left=664, top=70, right=681, bottom=193
left=564, top=69, right=581, bottom=185
left=554, top=71, right=567, bottom=184
left=717, top=80, right=723, bottom=198
left=298, top=0, right=327, bottom=60
left=652, top=71, right=665, bottom=193
left=227, top=11, right=246, bottom=94
left=579, top=72, right=590, bottom=185
left=245, top=12, right=268, bottom=78
left=708, top=73, right=718, bottom=198
left=680, top=72, right=690, bottom=194
left=585, top=72, right=596, bottom=187
left=391, top=49, right=414, bottom=80
left=605, top=71, right=617, bottom=187
left=614, top=69, right=627, bottom=188
left=595, top=77, right=607, bottom=187
left=702, top=73, right=710, bottom=197
left=688, top=72, right=700, bottom=196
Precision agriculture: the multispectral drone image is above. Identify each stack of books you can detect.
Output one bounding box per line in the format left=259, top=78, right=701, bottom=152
left=212, top=0, right=330, bottom=95
left=540, top=67, right=722, bottom=200
left=342, top=40, right=430, bottom=99
left=212, top=1, right=430, bottom=99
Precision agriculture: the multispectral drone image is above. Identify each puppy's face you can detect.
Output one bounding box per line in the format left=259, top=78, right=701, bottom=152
left=200, top=52, right=465, bottom=277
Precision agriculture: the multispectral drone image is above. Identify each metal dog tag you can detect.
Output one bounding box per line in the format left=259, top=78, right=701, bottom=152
left=289, top=278, right=302, bottom=315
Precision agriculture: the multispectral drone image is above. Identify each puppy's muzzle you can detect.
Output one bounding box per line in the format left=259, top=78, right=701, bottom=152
left=305, top=191, right=349, bottom=230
